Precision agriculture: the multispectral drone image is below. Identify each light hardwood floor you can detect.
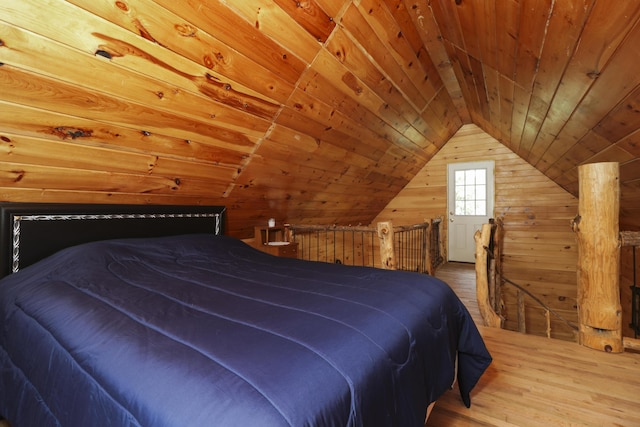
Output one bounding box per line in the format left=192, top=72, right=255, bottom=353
left=431, top=262, right=640, bottom=427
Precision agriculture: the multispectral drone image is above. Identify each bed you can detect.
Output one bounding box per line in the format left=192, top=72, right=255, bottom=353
left=0, top=203, right=491, bottom=427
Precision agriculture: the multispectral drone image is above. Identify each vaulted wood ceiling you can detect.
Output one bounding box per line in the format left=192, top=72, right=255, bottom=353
left=1, top=0, right=639, bottom=237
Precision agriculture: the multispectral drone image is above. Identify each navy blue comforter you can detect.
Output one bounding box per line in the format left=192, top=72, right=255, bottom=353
left=0, top=234, right=490, bottom=426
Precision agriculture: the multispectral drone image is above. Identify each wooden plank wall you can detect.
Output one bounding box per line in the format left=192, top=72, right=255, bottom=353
left=373, top=124, right=581, bottom=340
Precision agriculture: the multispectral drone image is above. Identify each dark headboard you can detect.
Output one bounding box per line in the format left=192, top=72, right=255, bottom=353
left=0, top=203, right=226, bottom=279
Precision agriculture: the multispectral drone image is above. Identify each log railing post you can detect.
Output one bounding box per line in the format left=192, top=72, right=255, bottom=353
left=424, top=218, right=433, bottom=275
left=475, top=223, right=503, bottom=328
left=377, top=221, right=396, bottom=270
left=493, top=218, right=504, bottom=313
left=572, top=162, right=622, bottom=353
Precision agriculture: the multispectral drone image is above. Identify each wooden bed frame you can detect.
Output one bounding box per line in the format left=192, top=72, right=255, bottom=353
left=0, top=203, right=226, bottom=279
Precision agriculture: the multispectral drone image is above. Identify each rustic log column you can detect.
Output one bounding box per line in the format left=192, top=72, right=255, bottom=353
left=474, top=223, right=503, bottom=328
left=377, top=221, right=396, bottom=270
left=424, top=218, right=433, bottom=275
left=492, top=218, right=504, bottom=314
left=573, top=162, right=622, bottom=352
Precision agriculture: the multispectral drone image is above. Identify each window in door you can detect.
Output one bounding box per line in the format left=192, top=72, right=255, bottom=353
left=454, top=168, right=488, bottom=216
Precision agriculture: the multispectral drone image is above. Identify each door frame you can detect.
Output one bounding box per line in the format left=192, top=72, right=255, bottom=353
left=446, top=160, right=495, bottom=263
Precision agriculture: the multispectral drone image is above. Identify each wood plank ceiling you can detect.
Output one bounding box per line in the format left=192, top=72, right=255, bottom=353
left=1, top=0, right=640, bottom=237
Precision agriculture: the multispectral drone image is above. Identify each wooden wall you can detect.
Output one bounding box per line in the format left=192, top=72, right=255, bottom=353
left=374, top=124, right=581, bottom=340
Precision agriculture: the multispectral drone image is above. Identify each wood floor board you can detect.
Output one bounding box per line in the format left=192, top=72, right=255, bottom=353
left=432, top=262, right=640, bottom=426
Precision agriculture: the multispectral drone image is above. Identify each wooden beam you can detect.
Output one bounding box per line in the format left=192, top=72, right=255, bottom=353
left=573, top=162, right=622, bottom=352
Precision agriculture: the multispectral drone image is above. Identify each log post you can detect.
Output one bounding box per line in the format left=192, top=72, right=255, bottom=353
left=572, top=162, right=622, bottom=353
left=475, top=223, right=503, bottom=328
left=424, top=218, right=433, bottom=275
left=493, top=218, right=504, bottom=313
left=377, top=221, right=396, bottom=270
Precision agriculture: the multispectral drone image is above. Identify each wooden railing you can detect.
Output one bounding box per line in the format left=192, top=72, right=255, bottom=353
left=391, top=218, right=444, bottom=274
left=287, top=219, right=444, bottom=275
left=621, top=231, right=640, bottom=351
left=475, top=220, right=640, bottom=350
left=287, top=224, right=378, bottom=267
left=502, top=276, right=578, bottom=338
left=474, top=218, right=578, bottom=338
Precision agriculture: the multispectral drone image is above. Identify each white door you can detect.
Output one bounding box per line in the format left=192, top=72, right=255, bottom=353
left=447, top=161, right=495, bottom=263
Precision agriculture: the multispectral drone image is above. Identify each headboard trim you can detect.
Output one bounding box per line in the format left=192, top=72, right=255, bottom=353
left=11, top=212, right=222, bottom=274
left=0, top=203, right=226, bottom=279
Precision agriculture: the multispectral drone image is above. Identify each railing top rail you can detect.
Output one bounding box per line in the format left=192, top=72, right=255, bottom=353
left=393, top=222, right=430, bottom=232
left=479, top=224, right=577, bottom=335
left=287, top=224, right=375, bottom=233
left=620, top=231, right=640, bottom=247
left=287, top=221, right=433, bottom=234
